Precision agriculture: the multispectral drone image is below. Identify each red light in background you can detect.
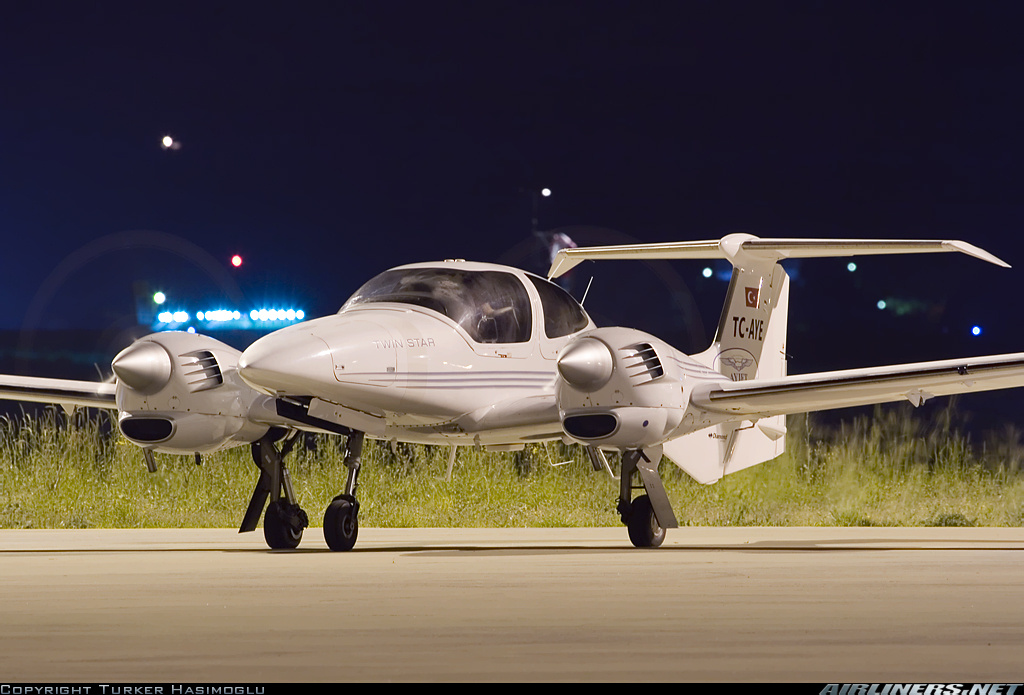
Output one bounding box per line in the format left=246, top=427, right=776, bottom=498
left=231, top=255, right=243, bottom=267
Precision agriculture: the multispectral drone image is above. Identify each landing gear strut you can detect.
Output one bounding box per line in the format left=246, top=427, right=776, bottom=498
left=617, top=446, right=678, bottom=548
left=324, top=431, right=364, bottom=551
left=240, top=429, right=309, bottom=549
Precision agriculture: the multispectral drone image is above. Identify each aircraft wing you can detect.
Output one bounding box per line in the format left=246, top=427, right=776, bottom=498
left=548, top=235, right=1009, bottom=278
left=691, top=353, right=1024, bottom=417
left=0, top=375, right=117, bottom=410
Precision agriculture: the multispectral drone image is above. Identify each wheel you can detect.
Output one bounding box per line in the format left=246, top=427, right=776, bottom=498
left=324, top=495, right=359, bottom=551
left=626, top=494, right=666, bottom=548
left=264, top=500, right=307, bottom=549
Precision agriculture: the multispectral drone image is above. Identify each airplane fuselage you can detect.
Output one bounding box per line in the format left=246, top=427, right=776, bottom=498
left=238, top=261, right=592, bottom=447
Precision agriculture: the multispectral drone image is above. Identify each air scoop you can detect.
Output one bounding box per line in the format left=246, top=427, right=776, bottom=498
left=112, top=340, right=172, bottom=394
left=557, top=337, right=614, bottom=392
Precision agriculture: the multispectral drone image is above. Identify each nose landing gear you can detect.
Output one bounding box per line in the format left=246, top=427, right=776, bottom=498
left=323, top=432, right=364, bottom=551
left=240, top=428, right=368, bottom=551
left=240, top=429, right=309, bottom=550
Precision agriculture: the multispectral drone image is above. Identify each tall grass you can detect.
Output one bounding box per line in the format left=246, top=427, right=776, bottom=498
left=1, top=402, right=1023, bottom=529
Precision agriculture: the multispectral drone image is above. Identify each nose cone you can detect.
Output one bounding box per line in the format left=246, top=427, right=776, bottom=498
left=112, top=341, right=172, bottom=394
left=557, top=337, right=614, bottom=392
left=238, top=327, right=334, bottom=396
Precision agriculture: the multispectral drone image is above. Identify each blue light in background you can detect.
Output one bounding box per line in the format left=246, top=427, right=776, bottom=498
left=153, top=306, right=306, bottom=330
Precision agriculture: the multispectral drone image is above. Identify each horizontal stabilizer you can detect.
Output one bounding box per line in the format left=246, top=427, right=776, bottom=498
left=548, top=233, right=1009, bottom=278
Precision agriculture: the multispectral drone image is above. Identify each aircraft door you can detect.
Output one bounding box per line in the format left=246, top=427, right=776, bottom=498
left=463, top=272, right=535, bottom=359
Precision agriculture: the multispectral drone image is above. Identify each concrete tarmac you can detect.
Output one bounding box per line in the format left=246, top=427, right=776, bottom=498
left=1, top=527, right=1023, bottom=682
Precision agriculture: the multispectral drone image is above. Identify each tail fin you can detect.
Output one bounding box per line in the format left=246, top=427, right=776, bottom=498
left=695, top=261, right=789, bottom=381
left=676, top=268, right=790, bottom=484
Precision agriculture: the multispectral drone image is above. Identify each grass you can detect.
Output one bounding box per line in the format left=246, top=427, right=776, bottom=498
left=2, top=400, right=1024, bottom=529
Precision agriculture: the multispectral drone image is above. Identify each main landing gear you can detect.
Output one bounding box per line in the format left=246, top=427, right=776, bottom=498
left=616, top=446, right=679, bottom=548
left=240, top=428, right=366, bottom=551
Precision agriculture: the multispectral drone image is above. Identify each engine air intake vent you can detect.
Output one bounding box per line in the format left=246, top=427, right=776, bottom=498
left=119, top=416, right=174, bottom=443
left=180, top=350, right=223, bottom=392
left=563, top=413, right=618, bottom=440
left=622, top=342, right=664, bottom=383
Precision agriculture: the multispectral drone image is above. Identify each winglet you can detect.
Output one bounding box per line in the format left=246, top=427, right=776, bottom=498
left=940, top=240, right=1010, bottom=268
left=548, top=253, right=585, bottom=279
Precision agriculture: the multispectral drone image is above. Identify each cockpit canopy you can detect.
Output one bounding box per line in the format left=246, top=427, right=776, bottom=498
left=341, top=266, right=589, bottom=344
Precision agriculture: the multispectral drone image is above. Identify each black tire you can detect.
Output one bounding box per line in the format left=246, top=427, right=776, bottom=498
left=626, top=494, right=665, bottom=548
left=264, top=500, right=305, bottom=549
left=324, top=495, right=359, bottom=552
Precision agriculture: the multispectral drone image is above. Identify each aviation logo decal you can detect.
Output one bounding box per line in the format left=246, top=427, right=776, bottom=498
left=716, top=348, right=758, bottom=382
left=720, top=356, right=753, bottom=372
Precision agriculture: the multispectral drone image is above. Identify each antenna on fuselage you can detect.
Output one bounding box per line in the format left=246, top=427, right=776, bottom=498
left=580, top=275, right=594, bottom=306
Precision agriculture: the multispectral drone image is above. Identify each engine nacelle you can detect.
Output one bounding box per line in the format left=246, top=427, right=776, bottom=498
left=112, top=332, right=271, bottom=455
left=555, top=327, right=688, bottom=450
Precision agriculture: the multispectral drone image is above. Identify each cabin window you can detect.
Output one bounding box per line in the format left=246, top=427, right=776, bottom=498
left=527, top=275, right=589, bottom=338
left=343, top=268, right=533, bottom=344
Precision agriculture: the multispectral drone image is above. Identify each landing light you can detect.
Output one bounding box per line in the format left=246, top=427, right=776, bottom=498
left=972, top=326, right=982, bottom=336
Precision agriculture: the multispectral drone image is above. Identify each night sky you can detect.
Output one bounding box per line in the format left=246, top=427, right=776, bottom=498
left=5, top=2, right=1024, bottom=400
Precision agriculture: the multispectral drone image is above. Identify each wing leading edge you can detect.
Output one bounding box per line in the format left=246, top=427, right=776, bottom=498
left=691, top=353, right=1024, bottom=418
left=0, top=375, right=117, bottom=410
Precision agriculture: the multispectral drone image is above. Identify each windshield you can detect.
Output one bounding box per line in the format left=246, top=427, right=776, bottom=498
left=342, top=267, right=533, bottom=344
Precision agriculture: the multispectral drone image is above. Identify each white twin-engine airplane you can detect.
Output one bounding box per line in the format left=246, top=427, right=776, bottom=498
left=3, top=232, right=1024, bottom=551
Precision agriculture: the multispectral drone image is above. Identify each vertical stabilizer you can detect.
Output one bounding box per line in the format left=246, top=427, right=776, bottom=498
left=696, top=258, right=789, bottom=383
left=669, top=271, right=789, bottom=484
